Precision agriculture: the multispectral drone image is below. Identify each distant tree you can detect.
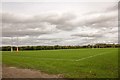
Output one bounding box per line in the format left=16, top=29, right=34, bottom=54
left=1, top=43, right=120, bottom=51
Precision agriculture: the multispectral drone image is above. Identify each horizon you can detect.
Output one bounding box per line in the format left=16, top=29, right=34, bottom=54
left=1, top=43, right=119, bottom=47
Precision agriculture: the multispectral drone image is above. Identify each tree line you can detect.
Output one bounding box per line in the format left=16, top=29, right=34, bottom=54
left=1, top=43, right=120, bottom=51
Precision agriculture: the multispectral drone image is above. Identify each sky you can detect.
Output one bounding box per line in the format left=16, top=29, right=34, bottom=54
left=1, top=0, right=119, bottom=46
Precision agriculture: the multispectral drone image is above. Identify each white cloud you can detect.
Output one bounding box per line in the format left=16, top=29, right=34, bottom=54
left=1, top=2, right=118, bottom=46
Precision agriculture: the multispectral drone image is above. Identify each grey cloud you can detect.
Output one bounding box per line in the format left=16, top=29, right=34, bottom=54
left=2, top=12, right=77, bottom=38
left=73, top=4, right=118, bottom=30
left=2, top=12, right=76, bottom=23
left=51, top=7, right=117, bottom=30
left=105, top=3, right=118, bottom=12
left=2, top=13, right=27, bottom=23
left=35, top=13, right=76, bottom=24
left=71, top=25, right=118, bottom=45
left=18, top=37, right=64, bottom=46
left=77, top=11, right=117, bottom=28
left=2, top=12, right=77, bottom=31
left=1, top=3, right=118, bottom=46
left=71, top=26, right=118, bottom=38
left=2, top=7, right=117, bottom=32
left=2, top=29, right=51, bottom=37
left=71, top=33, right=102, bottom=38
left=2, top=16, right=58, bottom=37
left=32, top=13, right=76, bottom=31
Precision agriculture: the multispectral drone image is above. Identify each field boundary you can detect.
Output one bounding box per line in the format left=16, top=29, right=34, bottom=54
left=75, top=51, right=109, bottom=61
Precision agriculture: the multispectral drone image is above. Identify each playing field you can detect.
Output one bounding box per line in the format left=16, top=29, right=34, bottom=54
left=2, top=48, right=118, bottom=78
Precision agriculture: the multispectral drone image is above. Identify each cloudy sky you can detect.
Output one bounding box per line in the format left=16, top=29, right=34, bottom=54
left=1, top=0, right=119, bottom=46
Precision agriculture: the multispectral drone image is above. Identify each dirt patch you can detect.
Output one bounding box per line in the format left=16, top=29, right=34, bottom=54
left=2, top=66, right=63, bottom=78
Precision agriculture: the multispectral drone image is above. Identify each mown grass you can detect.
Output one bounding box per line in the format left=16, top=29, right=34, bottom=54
left=2, top=48, right=118, bottom=78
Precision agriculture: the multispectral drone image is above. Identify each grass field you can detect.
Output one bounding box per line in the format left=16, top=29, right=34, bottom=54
left=2, top=48, right=118, bottom=78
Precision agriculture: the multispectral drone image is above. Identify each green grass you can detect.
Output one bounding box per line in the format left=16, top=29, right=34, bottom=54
left=2, top=48, right=118, bottom=78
